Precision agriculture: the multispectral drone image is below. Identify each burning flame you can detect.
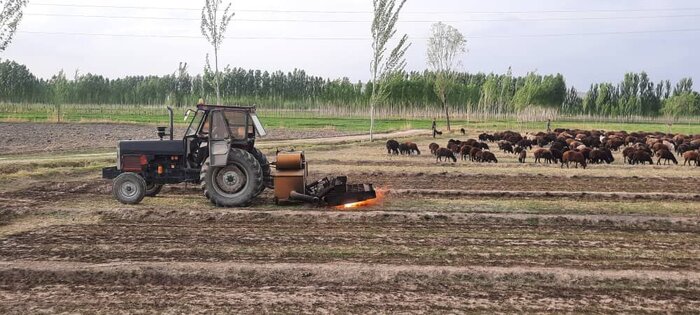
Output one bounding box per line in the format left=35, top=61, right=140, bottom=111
left=337, top=189, right=385, bottom=209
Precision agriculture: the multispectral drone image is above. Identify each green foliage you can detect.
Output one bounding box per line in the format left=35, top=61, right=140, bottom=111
left=427, top=22, right=466, bottom=130
left=370, top=0, right=410, bottom=139
left=512, top=73, right=566, bottom=110
left=573, top=72, right=675, bottom=116
left=662, top=92, right=700, bottom=118
left=201, top=0, right=235, bottom=104
left=0, top=59, right=698, bottom=119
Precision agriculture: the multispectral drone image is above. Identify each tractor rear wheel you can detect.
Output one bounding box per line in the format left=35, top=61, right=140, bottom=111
left=251, top=148, right=272, bottom=196
left=144, top=183, right=163, bottom=197
left=200, top=148, right=263, bottom=207
left=113, top=172, right=146, bottom=205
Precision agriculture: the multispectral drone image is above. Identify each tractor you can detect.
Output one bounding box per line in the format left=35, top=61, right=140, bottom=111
left=102, top=102, right=376, bottom=207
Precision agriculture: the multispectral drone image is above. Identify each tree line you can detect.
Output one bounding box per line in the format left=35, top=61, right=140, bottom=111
left=0, top=58, right=698, bottom=117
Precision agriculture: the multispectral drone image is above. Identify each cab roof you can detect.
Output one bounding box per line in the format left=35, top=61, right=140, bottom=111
left=196, top=104, right=257, bottom=112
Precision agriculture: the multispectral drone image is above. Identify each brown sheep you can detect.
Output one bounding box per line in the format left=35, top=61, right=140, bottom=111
left=652, top=142, right=670, bottom=153
left=683, top=150, right=700, bottom=166
left=474, top=150, right=484, bottom=162
left=429, top=143, right=440, bottom=155
left=622, top=147, right=636, bottom=164
left=405, top=142, right=421, bottom=155
left=436, top=147, right=457, bottom=163
left=656, top=149, right=678, bottom=165
left=518, top=150, right=527, bottom=163
left=386, top=139, right=400, bottom=155
left=561, top=151, right=587, bottom=169
left=470, top=147, right=482, bottom=162
left=631, top=150, right=653, bottom=165
left=589, top=148, right=614, bottom=164
left=480, top=151, right=498, bottom=163
left=460, top=145, right=472, bottom=161
left=533, top=148, right=554, bottom=164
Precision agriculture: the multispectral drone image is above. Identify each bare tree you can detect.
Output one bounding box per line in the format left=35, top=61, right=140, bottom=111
left=201, top=0, right=234, bottom=105
left=370, top=0, right=410, bottom=141
left=427, top=22, right=466, bottom=131
left=0, top=0, right=28, bottom=52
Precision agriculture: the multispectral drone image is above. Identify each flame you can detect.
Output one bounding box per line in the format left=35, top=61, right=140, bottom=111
left=337, top=189, right=385, bottom=209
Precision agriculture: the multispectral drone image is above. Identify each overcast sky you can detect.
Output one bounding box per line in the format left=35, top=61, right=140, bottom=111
left=2, top=0, right=698, bottom=89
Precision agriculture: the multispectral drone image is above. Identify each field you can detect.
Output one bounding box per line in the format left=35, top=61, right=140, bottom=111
left=3, top=103, right=700, bottom=135
left=1, top=121, right=699, bottom=313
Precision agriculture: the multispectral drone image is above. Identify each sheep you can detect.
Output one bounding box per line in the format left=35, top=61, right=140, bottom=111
left=480, top=151, right=498, bottom=163
left=533, top=148, right=555, bottom=164
left=398, top=143, right=411, bottom=155
left=429, top=143, right=440, bottom=155
left=561, top=151, right=587, bottom=169
left=460, top=145, right=472, bottom=161
left=682, top=150, right=699, bottom=166
left=460, top=128, right=466, bottom=135
left=516, top=139, right=533, bottom=150
left=478, top=133, right=494, bottom=142
left=386, top=139, right=400, bottom=155
left=498, top=141, right=514, bottom=154
left=470, top=147, right=482, bottom=162
left=549, top=148, right=563, bottom=164
left=406, top=142, right=421, bottom=155
left=589, top=148, right=614, bottom=164
left=436, top=147, right=457, bottom=163
left=518, top=150, right=527, bottom=163
left=656, top=149, right=678, bottom=165
left=631, top=150, right=653, bottom=165
left=622, top=147, right=636, bottom=164
left=652, top=142, right=670, bottom=154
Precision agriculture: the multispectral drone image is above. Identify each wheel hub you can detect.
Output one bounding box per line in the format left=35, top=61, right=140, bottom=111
left=120, top=181, right=138, bottom=198
left=215, top=166, right=246, bottom=194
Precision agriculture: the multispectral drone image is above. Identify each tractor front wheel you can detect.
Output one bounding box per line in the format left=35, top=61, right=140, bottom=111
left=112, top=172, right=147, bottom=205
left=200, top=148, right=263, bottom=207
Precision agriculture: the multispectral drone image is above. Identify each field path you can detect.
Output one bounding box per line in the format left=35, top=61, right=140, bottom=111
left=258, top=129, right=428, bottom=147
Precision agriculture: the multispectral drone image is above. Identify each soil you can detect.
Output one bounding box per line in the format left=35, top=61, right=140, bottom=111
left=0, top=122, right=363, bottom=155
left=0, top=124, right=699, bottom=314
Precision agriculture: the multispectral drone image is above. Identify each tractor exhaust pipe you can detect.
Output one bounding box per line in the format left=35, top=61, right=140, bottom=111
left=289, top=190, right=319, bottom=204
left=166, top=106, right=174, bottom=140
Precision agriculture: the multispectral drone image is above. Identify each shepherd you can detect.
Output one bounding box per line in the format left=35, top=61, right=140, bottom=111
left=546, top=119, right=551, bottom=132
left=432, top=118, right=437, bottom=138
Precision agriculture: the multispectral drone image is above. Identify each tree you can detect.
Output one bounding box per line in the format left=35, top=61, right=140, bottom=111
left=662, top=92, right=700, bottom=119
left=0, top=0, right=27, bottom=52
left=201, top=0, right=234, bottom=105
left=369, top=0, right=410, bottom=141
left=426, top=22, right=466, bottom=131
left=50, top=70, right=69, bottom=122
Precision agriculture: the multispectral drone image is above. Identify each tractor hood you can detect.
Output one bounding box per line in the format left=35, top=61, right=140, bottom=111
left=118, top=140, right=185, bottom=156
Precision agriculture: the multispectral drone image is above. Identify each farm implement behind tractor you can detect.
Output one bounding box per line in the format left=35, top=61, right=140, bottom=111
left=102, top=102, right=376, bottom=207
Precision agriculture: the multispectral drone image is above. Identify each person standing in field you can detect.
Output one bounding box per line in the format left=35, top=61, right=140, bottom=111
left=432, top=118, right=437, bottom=138
left=546, top=119, right=551, bottom=132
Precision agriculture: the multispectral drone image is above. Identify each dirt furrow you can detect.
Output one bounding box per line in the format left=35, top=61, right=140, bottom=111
left=1, top=261, right=698, bottom=314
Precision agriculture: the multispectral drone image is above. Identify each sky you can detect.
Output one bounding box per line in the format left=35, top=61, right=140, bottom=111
left=2, top=0, right=699, bottom=90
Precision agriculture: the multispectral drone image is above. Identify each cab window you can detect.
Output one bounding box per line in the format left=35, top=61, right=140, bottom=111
left=223, top=111, right=249, bottom=140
